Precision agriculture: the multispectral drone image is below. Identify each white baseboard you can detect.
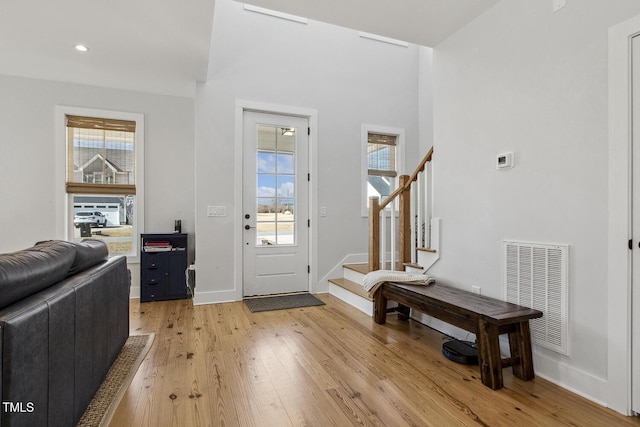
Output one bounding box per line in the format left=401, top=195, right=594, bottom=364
left=533, top=350, right=609, bottom=409
left=129, top=263, right=140, bottom=299
left=130, top=286, right=140, bottom=299
left=193, top=289, right=239, bottom=305
left=411, top=311, right=612, bottom=411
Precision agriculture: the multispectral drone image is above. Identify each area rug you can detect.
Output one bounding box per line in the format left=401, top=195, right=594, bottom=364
left=244, top=293, right=325, bottom=312
left=77, top=333, right=154, bottom=427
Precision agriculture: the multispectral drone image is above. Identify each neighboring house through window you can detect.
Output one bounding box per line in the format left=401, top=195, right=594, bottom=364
left=362, top=125, right=404, bottom=216
left=57, top=107, right=144, bottom=259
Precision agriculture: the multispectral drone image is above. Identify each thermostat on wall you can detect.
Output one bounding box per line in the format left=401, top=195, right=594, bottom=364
left=496, top=152, right=514, bottom=169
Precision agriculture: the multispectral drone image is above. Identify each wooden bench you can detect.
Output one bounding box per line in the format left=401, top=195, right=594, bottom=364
left=373, top=282, right=543, bottom=390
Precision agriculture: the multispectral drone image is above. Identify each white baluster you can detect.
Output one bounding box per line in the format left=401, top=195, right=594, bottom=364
left=417, top=172, right=424, bottom=250
left=390, top=205, right=396, bottom=270
left=424, top=164, right=431, bottom=248
left=411, top=184, right=417, bottom=264
left=380, top=208, right=386, bottom=270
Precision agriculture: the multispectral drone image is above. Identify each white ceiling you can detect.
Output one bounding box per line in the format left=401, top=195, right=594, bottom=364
left=0, top=0, right=215, bottom=96
left=0, top=0, right=498, bottom=96
left=238, top=0, right=500, bottom=47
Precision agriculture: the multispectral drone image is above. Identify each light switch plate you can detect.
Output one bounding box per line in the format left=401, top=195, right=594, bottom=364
left=207, top=206, right=226, bottom=217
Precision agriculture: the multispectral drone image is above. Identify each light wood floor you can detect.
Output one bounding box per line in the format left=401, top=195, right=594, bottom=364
left=110, top=294, right=640, bottom=426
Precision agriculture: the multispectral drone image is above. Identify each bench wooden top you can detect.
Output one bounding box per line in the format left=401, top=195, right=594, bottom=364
left=384, top=282, right=543, bottom=326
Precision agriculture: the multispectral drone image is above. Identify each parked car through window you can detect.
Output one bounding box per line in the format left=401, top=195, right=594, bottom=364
left=73, top=211, right=107, bottom=228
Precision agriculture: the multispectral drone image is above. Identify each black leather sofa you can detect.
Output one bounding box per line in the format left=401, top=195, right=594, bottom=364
left=0, top=239, right=130, bottom=426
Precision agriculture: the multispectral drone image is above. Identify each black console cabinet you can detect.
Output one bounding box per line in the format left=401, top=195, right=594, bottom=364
left=140, top=233, right=189, bottom=302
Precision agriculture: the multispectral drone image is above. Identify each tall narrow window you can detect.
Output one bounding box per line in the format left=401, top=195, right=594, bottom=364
left=63, top=111, right=143, bottom=257
left=367, top=132, right=397, bottom=200
left=361, top=125, right=403, bottom=216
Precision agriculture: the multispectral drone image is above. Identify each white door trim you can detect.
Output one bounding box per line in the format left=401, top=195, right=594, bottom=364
left=608, top=14, right=640, bottom=415
left=234, top=100, right=319, bottom=302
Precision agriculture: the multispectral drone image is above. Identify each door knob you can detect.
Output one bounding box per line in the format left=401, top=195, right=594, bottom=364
left=245, top=225, right=256, bottom=230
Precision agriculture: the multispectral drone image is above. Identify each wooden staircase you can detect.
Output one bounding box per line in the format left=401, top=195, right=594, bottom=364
left=330, top=262, right=404, bottom=301
left=328, top=264, right=373, bottom=315
left=329, top=148, right=439, bottom=315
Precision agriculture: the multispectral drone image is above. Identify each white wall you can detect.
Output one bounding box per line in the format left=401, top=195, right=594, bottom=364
left=430, top=0, right=640, bottom=410
left=194, top=0, right=422, bottom=303
left=418, top=46, right=434, bottom=157
left=0, top=74, right=196, bottom=294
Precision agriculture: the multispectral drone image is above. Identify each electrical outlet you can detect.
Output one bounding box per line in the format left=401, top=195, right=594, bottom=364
left=472, top=286, right=481, bottom=295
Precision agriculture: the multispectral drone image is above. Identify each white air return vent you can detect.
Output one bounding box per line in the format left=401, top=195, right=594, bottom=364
left=504, top=241, right=568, bottom=355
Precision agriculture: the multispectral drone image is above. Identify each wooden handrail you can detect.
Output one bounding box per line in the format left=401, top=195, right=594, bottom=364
left=378, top=147, right=434, bottom=210
left=405, top=146, right=433, bottom=188
left=369, top=147, right=434, bottom=271
left=378, top=184, right=405, bottom=210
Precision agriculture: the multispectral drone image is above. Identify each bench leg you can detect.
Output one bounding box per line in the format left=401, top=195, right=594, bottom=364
left=476, top=319, right=503, bottom=390
left=508, top=321, right=535, bottom=381
left=396, top=304, right=410, bottom=321
left=374, top=291, right=388, bottom=324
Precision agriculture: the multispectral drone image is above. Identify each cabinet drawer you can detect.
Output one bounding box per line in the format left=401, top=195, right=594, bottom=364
left=142, top=269, right=166, bottom=285
left=142, top=251, right=169, bottom=268
left=141, top=280, right=166, bottom=301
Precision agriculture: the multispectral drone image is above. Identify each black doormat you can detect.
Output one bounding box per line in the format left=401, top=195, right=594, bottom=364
left=244, top=293, right=325, bottom=312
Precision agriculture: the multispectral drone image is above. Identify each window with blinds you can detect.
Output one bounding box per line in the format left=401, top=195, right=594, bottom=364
left=62, top=110, right=142, bottom=257
left=367, top=132, right=397, bottom=199
left=368, top=133, right=397, bottom=177
left=66, top=115, right=136, bottom=195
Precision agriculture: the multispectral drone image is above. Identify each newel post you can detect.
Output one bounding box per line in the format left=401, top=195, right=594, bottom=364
left=398, top=175, right=411, bottom=266
left=369, top=196, right=380, bottom=271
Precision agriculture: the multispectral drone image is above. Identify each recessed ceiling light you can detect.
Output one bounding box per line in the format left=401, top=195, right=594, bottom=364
left=75, top=44, right=89, bottom=52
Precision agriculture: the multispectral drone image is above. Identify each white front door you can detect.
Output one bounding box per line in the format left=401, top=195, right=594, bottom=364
left=632, top=33, right=640, bottom=413
left=242, top=111, right=309, bottom=297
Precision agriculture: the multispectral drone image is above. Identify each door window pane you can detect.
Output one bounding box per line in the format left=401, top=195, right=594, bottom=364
left=279, top=198, right=295, bottom=220
left=257, top=151, right=276, bottom=173
left=277, top=153, right=294, bottom=174
left=276, top=222, right=294, bottom=245
left=277, top=176, right=294, bottom=197
left=257, top=222, right=276, bottom=246
left=257, top=174, right=276, bottom=197
left=254, top=125, right=297, bottom=246
left=257, top=197, right=276, bottom=214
